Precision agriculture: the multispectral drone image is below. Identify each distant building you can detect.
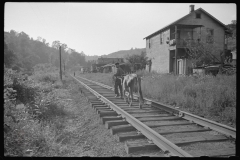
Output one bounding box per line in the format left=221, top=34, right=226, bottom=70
left=144, top=5, right=231, bottom=75
left=91, top=58, right=124, bottom=73
left=102, top=64, right=114, bottom=73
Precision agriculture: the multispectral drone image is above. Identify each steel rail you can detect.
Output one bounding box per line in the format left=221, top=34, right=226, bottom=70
left=76, top=75, right=236, bottom=139
left=151, top=101, right=236, bottom=139
left=70, top=74, right=192, bottom=157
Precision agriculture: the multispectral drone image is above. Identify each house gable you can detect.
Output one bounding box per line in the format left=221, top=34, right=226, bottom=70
left=177, top=9, right=225, bottom=59
left=177, top=9, right=226, bottom=30
left=144, top=8, right=228, bottom=40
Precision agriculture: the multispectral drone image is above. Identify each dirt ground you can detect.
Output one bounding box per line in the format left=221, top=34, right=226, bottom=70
left=60, top=78, right=127, bottom=157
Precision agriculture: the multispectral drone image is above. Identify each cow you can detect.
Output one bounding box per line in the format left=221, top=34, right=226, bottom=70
left=122, top=73, right=144, bottom=109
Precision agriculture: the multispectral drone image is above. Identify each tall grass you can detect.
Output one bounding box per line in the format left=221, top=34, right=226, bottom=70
left=78, top=70, right=236, bottom=127
left=4, top=64, right=71, bottom=156
left=141, top=70, right=236, bottom=126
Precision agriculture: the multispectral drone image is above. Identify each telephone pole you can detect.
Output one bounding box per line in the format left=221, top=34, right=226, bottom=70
left=59, top=45, right=62, bottom=81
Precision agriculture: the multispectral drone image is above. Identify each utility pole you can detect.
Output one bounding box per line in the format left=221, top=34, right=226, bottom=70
left=175, top=25, right=178, bottom=75
left=59, top=45, right=62, bottom=81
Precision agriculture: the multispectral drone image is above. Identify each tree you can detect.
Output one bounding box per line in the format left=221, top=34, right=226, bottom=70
left=125, top=51, right=148, bottom=69
left=226, top=20, right=236, bottom=51
left=51, top=40, right=61, bottom=49
left=184, top=40, right=221, bottom=68
left=4, top=41, right=17, bottom=68
left=4, top=30, right=90, bottom=72
left=126, top=51, right=147, bottom=64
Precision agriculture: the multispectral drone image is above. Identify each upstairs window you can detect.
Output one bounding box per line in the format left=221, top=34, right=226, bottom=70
left=162, top=33, right=165, bottom=43
left=149, top=39, right=151, bottom=48
left=206, top=28, right=214, bottom=43
left=166, top=37, right=170, bottom=44
left=160, top=33, right=163, bottom=44
left=196, top=12, right=201, bottom=19
left=176, top=30, right=180, bottom=39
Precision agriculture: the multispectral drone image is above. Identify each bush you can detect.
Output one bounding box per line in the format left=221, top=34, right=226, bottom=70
left=32, top=63, right=59, bottom=84
left=4, top=65, right=70, bottom=156
left=34, top=73, right=58, bottom=84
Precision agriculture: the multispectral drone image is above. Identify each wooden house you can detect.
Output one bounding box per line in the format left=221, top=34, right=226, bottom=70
left=144, top=5, right=231, bottom=75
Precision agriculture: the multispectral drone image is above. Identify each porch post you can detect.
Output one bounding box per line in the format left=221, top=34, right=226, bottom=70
left=175, top=25, right=178, bottom=75
left=220, top=32, right=226, bottom=74
left=169, top=50, right=171, bottom=73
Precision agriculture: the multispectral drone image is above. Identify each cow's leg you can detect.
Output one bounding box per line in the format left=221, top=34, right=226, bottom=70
left=137, top=77, right=144, bottom=109
left=123, top=81, right=129, bottom=104
left=128, top=87, right=132, bottom=107
left=125, top=88, right=129, bottom=104
left=130, top=86, right=134, bottom=107
left=129, top=82, right=134, bottom=107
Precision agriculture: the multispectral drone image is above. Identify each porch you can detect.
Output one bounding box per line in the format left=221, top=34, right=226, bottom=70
left=168, top=24, right=203, bottom=50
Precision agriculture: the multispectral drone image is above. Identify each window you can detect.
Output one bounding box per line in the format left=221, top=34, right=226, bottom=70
left=177, top=30, right=180, bottom=39
left=196, top=12, right=201, bottom=19
left=166, top=37, right=170, bottom=44
left=206, top=28, right=214, bottom=43
left=160, top=33, right=163, bottom=44
left=149, top=39, right=151, bottom=48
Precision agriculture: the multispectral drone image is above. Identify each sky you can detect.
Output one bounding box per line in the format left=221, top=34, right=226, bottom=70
left=4, top=3, right=236, bottom=56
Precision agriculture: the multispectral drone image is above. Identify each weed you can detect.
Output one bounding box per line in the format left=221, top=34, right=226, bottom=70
left=4, top=64, right=71, bottom=156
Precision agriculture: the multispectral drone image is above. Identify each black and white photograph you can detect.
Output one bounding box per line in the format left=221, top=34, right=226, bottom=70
left=4, top=2, right=236, bottom=157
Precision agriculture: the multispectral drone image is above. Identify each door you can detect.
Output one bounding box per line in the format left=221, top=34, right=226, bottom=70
left=177, top=59, right=184, bottom=75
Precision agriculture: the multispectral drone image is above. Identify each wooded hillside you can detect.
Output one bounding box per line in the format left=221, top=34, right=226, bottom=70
left=4, top=30, right=93, bottom=72
left=85, top=48, right=146, bottom=61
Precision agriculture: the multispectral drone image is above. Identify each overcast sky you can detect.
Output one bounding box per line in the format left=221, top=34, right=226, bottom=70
left=4, top=3, right=236, bottom=56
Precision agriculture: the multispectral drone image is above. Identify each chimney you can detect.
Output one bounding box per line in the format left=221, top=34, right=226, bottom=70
left=189, top=5, right=195, bottom=13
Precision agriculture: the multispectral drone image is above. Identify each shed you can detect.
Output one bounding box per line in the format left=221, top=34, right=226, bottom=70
left=111, top=63, right=131, bottom=74
left=102, top=63, right=114, bottom=73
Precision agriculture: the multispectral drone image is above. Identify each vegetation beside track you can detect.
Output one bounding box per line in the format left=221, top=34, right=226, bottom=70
left=76, top=71, right=236, bottom=128
left=4, top=64, right=126, bottom=157
left=4, top=64, right=70, bottom=156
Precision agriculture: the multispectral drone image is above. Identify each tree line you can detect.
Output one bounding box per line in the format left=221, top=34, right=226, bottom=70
left=4, top=30, right=94, bottom=72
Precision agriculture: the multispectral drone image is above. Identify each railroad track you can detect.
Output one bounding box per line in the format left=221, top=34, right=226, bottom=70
left=70, top=74, right=236, bottom=157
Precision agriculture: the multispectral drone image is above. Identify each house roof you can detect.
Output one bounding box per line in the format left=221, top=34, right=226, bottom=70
left=98, top=57, right=123, bottom=60
left=143, top=8, right=230, bottom=40
left=102, top=63, right=114, bottom=68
